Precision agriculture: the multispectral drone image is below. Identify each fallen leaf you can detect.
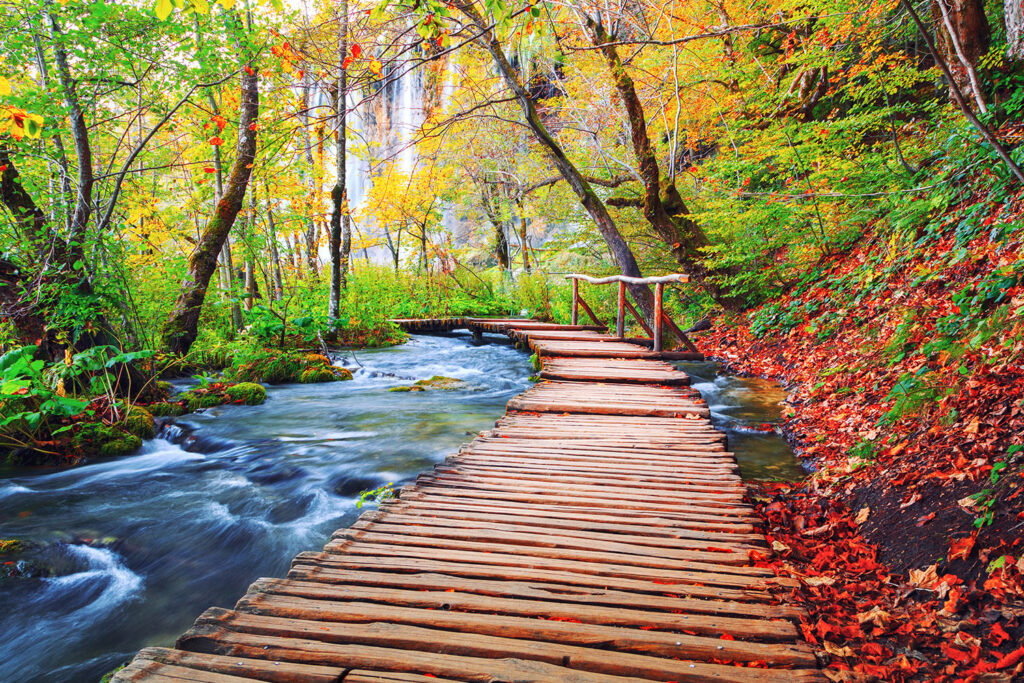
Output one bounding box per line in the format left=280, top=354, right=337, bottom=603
left=855, top=506, right=870, bottom=524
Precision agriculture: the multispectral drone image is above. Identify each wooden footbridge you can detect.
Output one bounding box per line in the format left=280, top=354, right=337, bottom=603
left=113, top=276, right=821, bottom=683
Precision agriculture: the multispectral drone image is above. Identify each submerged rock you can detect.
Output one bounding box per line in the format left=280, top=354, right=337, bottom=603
left=389, top=375, right=467, bottom=392
left=414, top=375, right=467, bottom=390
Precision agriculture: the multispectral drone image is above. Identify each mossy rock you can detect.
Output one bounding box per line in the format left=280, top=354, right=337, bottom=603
left=180, top=390, right=227, bottom=411
left=529, top=354, right=541, bottom=372
left=413, top=375, right=467, bottom=390
left=299, top=367, right=339, bottom=384
left=74, top=423, right=142, bottom=458
left=303, top=353, right=332, bottom=366
left=388, top=385, right=425, bottom=393
left=334, top=367, right=353, bottom=381
left=225, top=382, right=267, bottom=405
left=147, top=401, right=187, bottom=417
left=0, top=539, right=24, bottom=554
left=155, top=380, right=174, bottom=396
left=121, top=406, right=155, bottom=439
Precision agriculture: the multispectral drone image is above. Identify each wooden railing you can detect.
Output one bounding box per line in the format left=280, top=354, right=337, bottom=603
left=566, top=273, right=696, bottom=353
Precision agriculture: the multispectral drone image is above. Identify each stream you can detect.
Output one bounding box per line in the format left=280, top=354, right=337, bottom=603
left=0, top=336, right=802, bottom=683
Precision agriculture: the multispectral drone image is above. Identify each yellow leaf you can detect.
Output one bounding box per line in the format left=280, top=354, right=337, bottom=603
left=0, top=76, right=11, bottom=96
left=219, top=0, right=236, bottom=7
left=190, top=0, right=210, bottom=14
left=369, top=59, right=382, bottom=77
left=155, top=0, right=173, bottom=20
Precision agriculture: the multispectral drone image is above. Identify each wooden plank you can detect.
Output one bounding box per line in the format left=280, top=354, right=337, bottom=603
left=374, top=503, right=766, bottom=544
left=321, top=540, right=795, bottom=590
left=178, top=623, right=651, bottom=683
left=284, top=566, right=799, bottom=620
left=291, top=553, right=779, bottom=603
left=120, top=647, right=344, bottom=683
left=342, top=519, right=754, bottom=565
left=248, top=578, right=797, bottom=640
left=190, top=608, right=819, bottom=682
left=229, top=597, right=819, bottom=670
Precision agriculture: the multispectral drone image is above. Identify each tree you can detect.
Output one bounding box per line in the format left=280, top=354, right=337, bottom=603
left=163, top=63, right=260, bottom=354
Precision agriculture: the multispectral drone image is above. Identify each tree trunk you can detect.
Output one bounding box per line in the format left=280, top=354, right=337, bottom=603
left=1008, top=0, right=1024, bottom=60
left=453, top=0, right=653, bottom=318
left=163, top=66, right=260, bottom=354
left=480, top=181, right=510, bottom=270
left=328, top=0, right=349, bottom=321
left=266, top=195, right=284, bottom=301
left=300, top=66, right=320, bottom=281
left=517, top=200, right=531, bottom=273
left=933, top=0, right=989, bottom=112
left=588, top=18, right=743, bottom=310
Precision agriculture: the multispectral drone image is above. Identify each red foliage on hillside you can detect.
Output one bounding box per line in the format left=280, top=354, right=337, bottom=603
left=697, top=203, right=1024, bottom=679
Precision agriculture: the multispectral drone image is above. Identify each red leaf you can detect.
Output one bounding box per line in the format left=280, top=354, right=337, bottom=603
left=203, top=166, right=215, bottom=174
left=342, top=55, right=354, bottom=69
left=996, top=647, right=1024, bottom=669
left=991, top=621, right=1011, bottom=647
left=244, top=65, right=254, bottom=76
left=351, top=43, right=361, bottom=58
left=208, top=136, right=223, bottom=146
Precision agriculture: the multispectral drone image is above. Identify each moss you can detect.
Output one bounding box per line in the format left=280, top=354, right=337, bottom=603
left=180, top=390, right=227, bottom=411
left=303, top=353, right=332, bottom=366
left=155, top=380, right=174, bottom=396
left=334, top=367, right=353, bottom=381
left=99, top=665, right=125, bottom=683
left=225, top=382, right=267, bottom=405
left=299, top=367, right=339, bottom=384
left=0, top=539, right=24, bottom=554
left=388, top=385, right=424, bottom=392
left=74, top=423, right=142, bottom=458
left=121, top=406, right=155, bottom=439
left=413, top=375, right=466, bottom=390
left=147, top=401, right=186, bottom=417
left=529, top=353, right=541, bottom=371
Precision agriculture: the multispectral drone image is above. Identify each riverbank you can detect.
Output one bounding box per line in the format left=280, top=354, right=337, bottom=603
left=695, top=207, right=1024, bottom=679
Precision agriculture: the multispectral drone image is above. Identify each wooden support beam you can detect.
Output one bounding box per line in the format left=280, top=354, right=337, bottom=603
left=615, top=281, right=625, bottom=339
left=570, top=279, right=579, bottom=326
left=654, top=283, right=664, bottom=352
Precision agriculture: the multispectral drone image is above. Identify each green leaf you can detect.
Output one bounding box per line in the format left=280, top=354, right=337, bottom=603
left=156, top=0, right=173, bottom=20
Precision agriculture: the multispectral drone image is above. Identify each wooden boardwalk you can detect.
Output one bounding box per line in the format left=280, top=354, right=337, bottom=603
left=113, top=319, right=822, bottom=683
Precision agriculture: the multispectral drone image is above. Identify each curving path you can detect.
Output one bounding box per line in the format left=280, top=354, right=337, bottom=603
left=112, top=319, right=822, bottom=683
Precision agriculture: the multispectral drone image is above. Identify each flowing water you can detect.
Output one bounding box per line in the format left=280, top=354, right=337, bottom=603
left=678, top=361, right=806, bottom=481
left=0, top=334, right=531, bottom=683
left=0, top=338, right=801, bottom=683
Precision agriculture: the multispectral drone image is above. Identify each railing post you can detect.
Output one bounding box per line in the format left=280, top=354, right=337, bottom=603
left=653, top=282, right=664, bottom=352
left=571, top=278, right=579, bottom=326
left=616, top=281, right=625, bottom=339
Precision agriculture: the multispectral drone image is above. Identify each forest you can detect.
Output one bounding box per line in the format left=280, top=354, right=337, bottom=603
left=2, top=0, right=1024, bottom=679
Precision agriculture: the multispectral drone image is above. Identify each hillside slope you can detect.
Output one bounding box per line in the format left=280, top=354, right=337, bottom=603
left=696, top=192, right=1024, bottom=680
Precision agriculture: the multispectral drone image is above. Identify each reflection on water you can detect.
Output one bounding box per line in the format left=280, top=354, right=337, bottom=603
left=0, top=334, right=531, bottom=683
left=677, top=361, right=806, bottom=481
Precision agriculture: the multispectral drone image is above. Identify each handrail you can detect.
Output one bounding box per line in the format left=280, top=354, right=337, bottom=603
left=565, top=273, right=689, bottom=285
left=565, top=273, right=690, bottom=351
